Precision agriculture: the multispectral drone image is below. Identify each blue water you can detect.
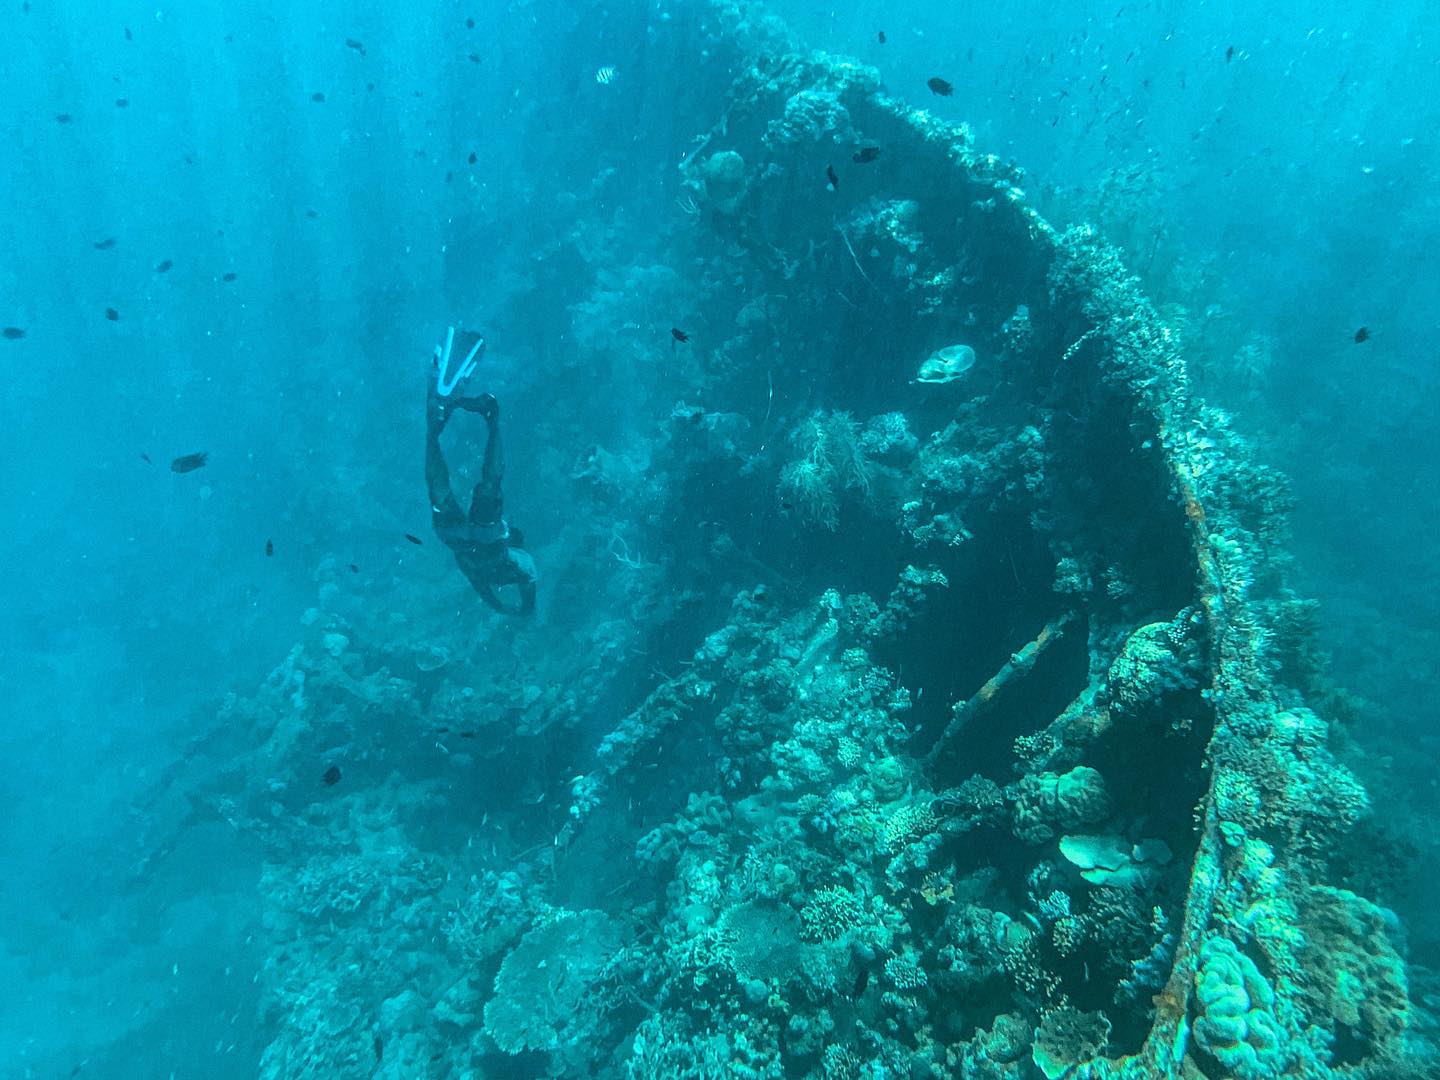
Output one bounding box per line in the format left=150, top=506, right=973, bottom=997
left=2, top=1, right=1435, bottom=1076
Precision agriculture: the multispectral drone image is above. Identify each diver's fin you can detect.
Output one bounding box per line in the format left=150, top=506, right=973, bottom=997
left=434, top=326, right=485, bottom=397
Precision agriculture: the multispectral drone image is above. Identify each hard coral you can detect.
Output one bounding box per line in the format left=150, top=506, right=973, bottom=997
left=1294, top=886, right=1409, bottom=1062
left=1191, top=936, right=1285, bottom=1079
left=801, top=885, right=864, bottom=942
left=484, top=910, right=622, bottom=1055
left=720, top=899, right=809, bottom=983
left=1032, top=1006, right=1111, bottom=1080
left=1012, top=766, right=1111, bottom=844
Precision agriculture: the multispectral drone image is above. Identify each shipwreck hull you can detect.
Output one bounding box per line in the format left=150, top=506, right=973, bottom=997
left=206, top=8, right=1411, bottom=1078
left=562, top=36, right=1408, bottom=1080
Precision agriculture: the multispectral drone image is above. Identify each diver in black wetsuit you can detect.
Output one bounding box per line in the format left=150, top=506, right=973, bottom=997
left=425, top=328, right=537, bottom=616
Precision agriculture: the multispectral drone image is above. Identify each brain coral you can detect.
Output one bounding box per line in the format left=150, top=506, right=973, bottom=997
left=1191, top=936, right=1284, bottom=1078
left=1012, top=766, right=1110, bottom=843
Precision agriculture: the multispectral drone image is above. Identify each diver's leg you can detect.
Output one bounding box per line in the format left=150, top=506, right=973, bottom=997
left=465, top=395, right=506, bottom=520
left=480, top=400, right=504, bottom=492
left=425, top=380, right=464, bottom=520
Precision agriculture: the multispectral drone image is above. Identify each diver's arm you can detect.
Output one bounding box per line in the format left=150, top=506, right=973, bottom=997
left=478, top=581, right=534, bottom=617
left=467, top=548, right=537, bottom=617
left=510, top=547, right=538, bottom=617
left=479, top=583, right=514, bottom=615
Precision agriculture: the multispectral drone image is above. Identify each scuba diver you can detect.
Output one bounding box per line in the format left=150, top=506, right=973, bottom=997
left=425, top=326, right=537, bottom=616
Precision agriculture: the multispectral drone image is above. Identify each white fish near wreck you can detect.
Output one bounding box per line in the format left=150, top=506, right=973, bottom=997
left=595, top=66, right=617, bottom=85
left=915, top=343, right=976, bottom=384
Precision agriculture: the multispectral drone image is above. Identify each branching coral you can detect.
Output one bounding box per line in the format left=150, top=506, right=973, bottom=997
left=778, top=410, right=874, bottom=530
left=801, top=885, right=864, bottom=942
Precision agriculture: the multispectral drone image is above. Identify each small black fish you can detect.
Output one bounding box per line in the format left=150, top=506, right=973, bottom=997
left=170, top=452, right=207, bottom=473
left=323, top=765, right=342, bottom=786
left=404, top=533, right=423, bottom=545
left=927, top=76, right=954, bottom=96
left=94, top=237, right=116, bottom=250
left=877, top=30, right=886, bottom=44
left=467, top=53, right=481, bottom=64
left=444, top=171, right=453, bottom=183
left=311, top=91, right=326, bottom=103
left=671, top=327, right=690, bottom=343
left=3, top=327, right=26, bottom=340
left=56, top=113, right=73, bottom=124
left=468, top=151, right=477, bottom=164
left=345, top=38, right=366, bottom=56
left=105, top=308, right=119, bottom=321
left=1225, top=45, right=1235, bottom=63
left=124, top=26, right=132, bottom=40
left=826, top=164, right=839, bottom=190
left=459, top=731, right=477, bottom=739
left=855, top=967, right=871, bottom=995
left=374, top=1034, right=384, bottom=1062
left=306, top=209, right=319, bottom=218
left=155, top=259, right=172, bottom=273
left=222, top=272, right=237, bottom=282
left=265, top=539, right=274, bottom=557
left=140, top=453, right=152, bottom=464
left=115, top=98, right=129, bottom=108
left=349, top=563, right=360, bottom=573
left=465, top=17, right=475, bottom=28
left=852, top=146, right=880, bottom=164
left=1353, top=326, right=1370, bottom=344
